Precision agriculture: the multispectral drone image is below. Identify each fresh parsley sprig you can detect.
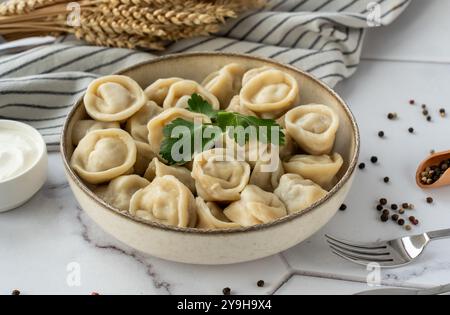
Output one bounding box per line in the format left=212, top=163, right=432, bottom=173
left=160, top=94, right=285, bottom=165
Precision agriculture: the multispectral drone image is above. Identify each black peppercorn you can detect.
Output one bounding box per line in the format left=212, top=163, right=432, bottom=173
left=426, top=197, right=434, bottom=204
left=359, top=163, right=366, bottom=170
left=392, top=214, right=399, bottom=221
left=423, top=109, right=429, bottom=116
left=409, top=100, right=415, bottom=105
left=408, top=127, right=414, bottom=133
left=381, top=214, right=389, bottom=222
left=376, top=205, right=383, bottom=211
left=384, top=177, right=390, bottom=183
left=371, top=156, right=378, bottom=164
left=387, top=113, right=397, bottom=120
left=427, top=116, right=432, bottom=122
left=398, top=219, right=405, bottom=226
left=391, top=204, right=398, bottom=210
left=222, top=287, right=231, bottom=295
left=257, top=280, right=265, bottom=287
left=382, top=209, right=390, bottom=216
left=378, top=131, right=385, bottom=138
left=11, top=290, right=20, bottom=296
left=402, top=203, right=410, bottom=209
left=379, top=198, right=388, bottom=205
left=440, top=108, right=446, bottom=117
left=339, top=204, right=347, bottom=211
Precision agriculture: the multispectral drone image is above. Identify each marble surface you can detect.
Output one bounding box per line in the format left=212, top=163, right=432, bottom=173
left=1, top=0, right=450, bottom=295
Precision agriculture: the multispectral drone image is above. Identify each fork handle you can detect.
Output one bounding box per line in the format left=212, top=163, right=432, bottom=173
left=427, top=229, right=450, bottom=240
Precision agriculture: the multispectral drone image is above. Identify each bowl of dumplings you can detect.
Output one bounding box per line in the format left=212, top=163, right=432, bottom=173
left=61, top=52, right=360, bottom=265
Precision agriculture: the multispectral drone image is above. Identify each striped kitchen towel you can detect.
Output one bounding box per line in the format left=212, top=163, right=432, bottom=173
left=0, top=0, right=411, bottom=151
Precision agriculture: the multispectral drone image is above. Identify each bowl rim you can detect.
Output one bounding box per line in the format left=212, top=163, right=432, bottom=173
left=61, top=52, right=360, bottom=235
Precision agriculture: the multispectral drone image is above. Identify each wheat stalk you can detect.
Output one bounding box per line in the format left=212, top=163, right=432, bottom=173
left=0, top=0, right=267, bottom=50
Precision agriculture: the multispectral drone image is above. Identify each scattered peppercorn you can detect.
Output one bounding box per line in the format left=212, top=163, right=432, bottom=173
left=382, top=209, right=390, bottom=216
left=440, top=108, right=446, bottom=117
left=387, top=112, right=397, bottom=120
left=391, top=214, right=399, bottom=222
left=339, top=204, right=347, bottom=211
left=409, top=216, right=416, bottom=223
left=376, top=205, right=383, bottom=211
left=384, top=177, right=390, bottom=183
left=408, top=127, right=414, bottom=134
left=422, top=104, right=427, bottom=109
left=380, top=198, right=388, bottom=205
left=422, top=109, right=429, bottom=116
left=409, top=204, right=415, bottom=210
left=257, top=280, right=265, bottom=288
left=91, top=292, right=100, bottom=296
left=223, top=287, right=231, bottom=295
left=409, top=100, right=415, bottom=105
left=11, top=290, right=20, bottom=296
left=359, top=163, right=366, bottom=170
left=398, top=219, right=405, bottom=226
left=371, top=156, right=378, bottom=164
left=381, top=214, right=389, bottom=222
left=405, top=225, right=412, bottom=231
left=378, top=131, right=385, bottom=138
left=412, top=219, right=419, bottom=226
left=402, top=203, right=410, bottom=209
left=391, top=204, right=398, bottom=210
left=426, top=197, right=434, bottom=204
left=430, top=150, right=436, bottom=155
left=427, top=115, right=432, bottom=122
left=399, top=208, right=405, bottom=215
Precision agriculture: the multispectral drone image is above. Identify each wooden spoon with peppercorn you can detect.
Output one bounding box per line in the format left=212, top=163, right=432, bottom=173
left=416, top=150, right=450, bottom=189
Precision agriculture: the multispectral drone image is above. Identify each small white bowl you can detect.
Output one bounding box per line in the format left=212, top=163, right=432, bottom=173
left=0, top=120, right=48, bottom=213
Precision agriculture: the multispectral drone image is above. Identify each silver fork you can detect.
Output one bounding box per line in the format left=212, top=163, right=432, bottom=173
left=326, top=229, right=450, bottom=268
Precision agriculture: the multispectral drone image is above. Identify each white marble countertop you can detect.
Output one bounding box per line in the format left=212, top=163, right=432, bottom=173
left=1, top=0, right=450, bottom=295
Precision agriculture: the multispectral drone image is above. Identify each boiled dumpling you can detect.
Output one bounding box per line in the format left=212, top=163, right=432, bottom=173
left=249, top=159, right=284, bottom=192
left=242, top=66, right=273, bottom=86
left=84, top=75, right=147, bottom=122
left=274, top=174, right=327, bottom=214
left=129, top=175, right=197, bottom=228
left=144, top=78, right=183, bottom=106
left=285, top=104, right=339, bottom=155
left=163, top=80, right=220, bottom=110
left=147, top=108, right=211, bottom=156
left=224, top=185, right=287, bottom=227
left=144, top=157, right=196, bottom=193
left=195, top=197, right=240, bottom=229
left=72, top=120, right=120, bottom=146
left=134, top=141, right=157, bottom=176
left=225, top=95, right=256, bottom=116
left=284, top=153, right=343, bottom=189
left=202, top=63, right=247, bottom=108
left=126, top=101, right=163, bottom=143
left=240, top=67, right=299, bottom=118
left=95, top=175, right=150, bottom=211
left=70, top=129, right=137, bottom=184
left=191, top=149, right=251, bottom=202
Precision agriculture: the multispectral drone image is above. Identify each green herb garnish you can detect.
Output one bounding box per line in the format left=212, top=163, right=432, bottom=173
left=160, top=94, right=285, bottom=165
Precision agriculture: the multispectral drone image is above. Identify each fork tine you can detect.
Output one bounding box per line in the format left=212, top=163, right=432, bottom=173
left=330, top=250, right=373, bottom=267
left=329, top=244, right=395, bottom=263
left=325, top=234, right=387, bottom=250
left=326, top=239, right=391, bottom=256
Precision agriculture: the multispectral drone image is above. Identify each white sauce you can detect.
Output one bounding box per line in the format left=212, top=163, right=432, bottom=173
left=0, top=128, right=39, bottom=182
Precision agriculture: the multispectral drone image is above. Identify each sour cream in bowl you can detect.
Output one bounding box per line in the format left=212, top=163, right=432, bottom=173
left=0, top=120, right=48, bottom=212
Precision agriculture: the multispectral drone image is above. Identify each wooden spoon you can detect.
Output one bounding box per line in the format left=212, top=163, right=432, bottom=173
left=416, top=150, right=450, bottom=189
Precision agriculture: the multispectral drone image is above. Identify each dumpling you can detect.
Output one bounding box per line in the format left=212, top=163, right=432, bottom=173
left=202, top=63, right=247, bottom=108
left=70, top=129, right=137, bottom=184
left=126, top=101, right=163, bottom=143
left=191, top=149, right=251, bottom=202
left=163, top=80, right=220, bottom=110
left=285, top=104, right=339, bottom=155
left=274, top=174, right=327, bottom=214
left=225, top=95, right=256, bottom=116
left=94, top=175, right=150, bottom=211
left=224, top=185, right=287, bottom=227
left=283, top=153, right=343, bottom=189
left=249, top=159, right=284, bottom=192
left=195, top=197, right=240, bottom=229
left=84, top=75, right=147, bottom=122
left=144, top=78, right=183, bottom=106
left=276, top=115, right=298, bottom=160
left=242, top=66, right=273, bottom=86
left=129, top=175, right=197, bottom=228
left=240, top=67, right=299, bottom=119
left=147, top=108, right=211, bottom=156
left=72, top=120, right=120, bottom=146
left=144, top=157, right=196, bottom=193
left=134, top=141, right=157, bottom=176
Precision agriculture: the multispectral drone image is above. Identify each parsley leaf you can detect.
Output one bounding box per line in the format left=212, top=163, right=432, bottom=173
left=162, top=94, right=286, bottom=165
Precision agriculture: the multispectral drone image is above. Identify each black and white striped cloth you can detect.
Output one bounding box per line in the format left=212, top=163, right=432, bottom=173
left=0, top=0, right=410, bottom=151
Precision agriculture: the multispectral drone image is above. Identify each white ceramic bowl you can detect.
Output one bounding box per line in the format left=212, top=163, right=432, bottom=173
left=61, top=53, right=360, bottom=265
left=0, top=120, right=48, bottom=212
